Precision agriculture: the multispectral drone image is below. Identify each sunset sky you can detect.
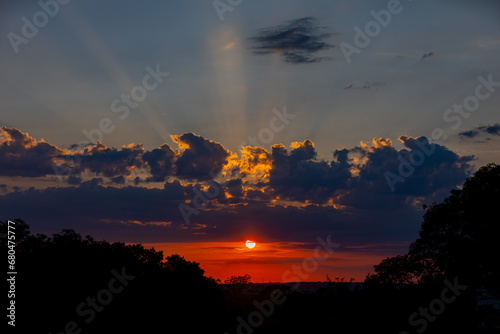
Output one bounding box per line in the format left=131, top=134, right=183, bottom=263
left=1, top=0, right=499, bottom=281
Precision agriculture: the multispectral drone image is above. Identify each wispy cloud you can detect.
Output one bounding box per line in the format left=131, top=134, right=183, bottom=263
left=459, top=123, right=500, bottom=140
left=343, top=82, right=386, bottom=91
left=421, top=51, right=435, bottom=59
left=248, top=17, right=334, bottom=64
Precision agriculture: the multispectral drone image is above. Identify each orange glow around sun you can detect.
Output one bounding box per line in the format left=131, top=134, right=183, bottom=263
left=141, top=241, right=397, bottom=282
left=245, top=240, right=256, bottom=249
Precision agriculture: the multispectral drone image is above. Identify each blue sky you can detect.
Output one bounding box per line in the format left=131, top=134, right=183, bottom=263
left=1, top=0, right=499, bottom=158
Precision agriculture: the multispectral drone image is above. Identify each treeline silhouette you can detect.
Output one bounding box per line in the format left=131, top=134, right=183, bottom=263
left=2, top=163, right=499, bottom=333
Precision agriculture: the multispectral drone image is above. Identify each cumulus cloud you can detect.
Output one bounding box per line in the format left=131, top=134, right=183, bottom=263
left=248, top=17, right=334, bottom=64
left=173, top=133, right=231, bottom=180
left=269, top=140, right=351, bottom=203
left=142, top=143, right=176, bottom=182
left=338, top=136, right=474, bottom=210
left=0, top=127, right=478, bottom=250
left=0, top=127, right=233, bottom=182
left=1, top=127, right=475, bottom=206
left=0, top=126, right=65, bottom=177
left=75, top=142, right=145, bottom=177
left=266, top=136, right=474, bottom=206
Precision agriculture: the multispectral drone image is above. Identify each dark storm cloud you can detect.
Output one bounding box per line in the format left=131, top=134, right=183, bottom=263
left=0, top=126, right=64, bottom=177
left=248, top=17, right=334, bottom=64
left=173, top=133, right=230, bottom=180
left=459, top=123, right=500, bottom=139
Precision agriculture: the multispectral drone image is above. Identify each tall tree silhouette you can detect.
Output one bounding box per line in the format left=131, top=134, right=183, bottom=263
left=368, top=163, right=500, bottom=287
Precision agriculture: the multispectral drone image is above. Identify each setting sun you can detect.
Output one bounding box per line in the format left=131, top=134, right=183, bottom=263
left=245, top=240, right=256, bottom=249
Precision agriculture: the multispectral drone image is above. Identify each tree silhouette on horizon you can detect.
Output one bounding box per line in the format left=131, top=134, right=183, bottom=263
left=0, top=221, right=228, bottom=333
left=3, top=163, right=500, bottom=333
left=367, top=163, right=500, bottom=287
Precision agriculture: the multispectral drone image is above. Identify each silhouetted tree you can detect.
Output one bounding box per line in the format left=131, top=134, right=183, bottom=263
left=409, top=163, right=500, bottom=287
left=0, top=223, right=227, bottom=333
left=224, top=274, right=251, bottom=294
left=368, top=163, right=500, bottom=287
left=224, top=274, right=252, bottom=285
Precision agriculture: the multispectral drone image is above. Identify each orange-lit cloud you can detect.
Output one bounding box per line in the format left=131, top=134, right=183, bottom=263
left=0, top=125, right=476, bottom=280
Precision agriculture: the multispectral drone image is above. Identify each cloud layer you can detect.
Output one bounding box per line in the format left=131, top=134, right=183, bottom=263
left=0, top=127, right=477, bottom=253
left=0, top=127, right=64, bottom=177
